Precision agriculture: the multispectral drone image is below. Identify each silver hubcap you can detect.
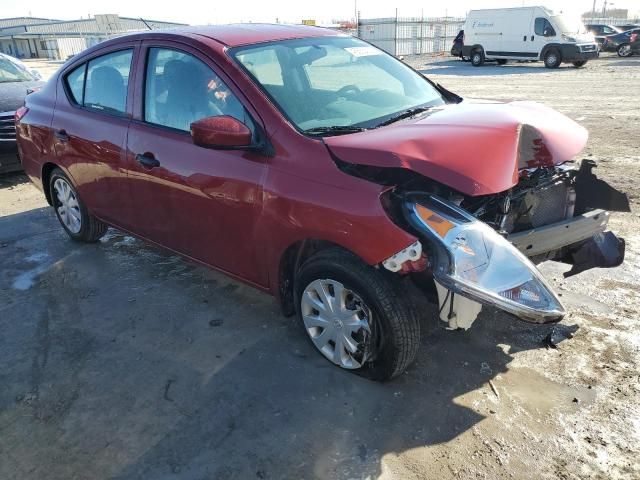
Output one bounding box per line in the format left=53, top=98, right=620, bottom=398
left=301, top=279, right=372, bottom=369
left=619, top=45, right=630, bottom=56
left=547, top=54, right=558, bottom=65
left=53, top=178, right=81, bottom=234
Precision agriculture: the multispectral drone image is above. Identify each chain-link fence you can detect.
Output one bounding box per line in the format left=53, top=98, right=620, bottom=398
left=357, top=17, right=465, bottom=56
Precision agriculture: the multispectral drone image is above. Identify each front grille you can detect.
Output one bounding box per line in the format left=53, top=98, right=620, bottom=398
left=0, top=111, right=16, bottom=142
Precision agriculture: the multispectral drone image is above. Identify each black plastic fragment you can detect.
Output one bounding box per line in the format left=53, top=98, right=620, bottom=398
left=562, top=231, right=625, bottom=277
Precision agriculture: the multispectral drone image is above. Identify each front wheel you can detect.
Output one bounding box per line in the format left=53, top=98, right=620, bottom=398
left=294, top=248, right=421, bottom=381
left=617, top=44, right=632, bottom=57
left=50, top=168, right=108, bottom=242
left=572, top=61, right=587, bottom=67
left=544, top=49, right=561, bottom=68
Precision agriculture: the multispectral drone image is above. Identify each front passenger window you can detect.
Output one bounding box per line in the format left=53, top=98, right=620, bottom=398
left=144, top=48, right=254, bottom=133
left=535, top=18, right=556, bottom=37
left=83, top=50, right=133, bottom=115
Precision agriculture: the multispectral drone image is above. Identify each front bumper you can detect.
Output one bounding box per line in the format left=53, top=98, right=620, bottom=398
left=561, top=44, right=599, bottom=61
left=0, top=143, right=21, bottom=175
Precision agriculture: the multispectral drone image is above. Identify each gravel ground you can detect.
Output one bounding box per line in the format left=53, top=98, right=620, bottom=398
left=1, top=54, right=639, bottom=480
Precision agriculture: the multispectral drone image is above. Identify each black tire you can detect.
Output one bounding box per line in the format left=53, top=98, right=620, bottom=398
left=496, top=59, right=508, bottom=65
left=50, top=168, right=108, bottom=242
left=294, top=248, right=421, bottom=381
left=471, top=49, right=485, bottom=67
left=572, top=61, right=587, bottom=67
left=544, top=49, right=561, bottom=68
left=617, top=44, right=631, bottom=57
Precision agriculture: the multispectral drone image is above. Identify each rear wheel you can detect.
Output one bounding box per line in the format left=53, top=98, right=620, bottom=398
left=50, top=168, right=108, bottom=242
left=294, top=248, right=421, bottom=381
left=471, top=49, right=485, bottom=67
left=572, top=61, right=587, bottom=67
left=544, top=49, right=561, bottom=68
left=617, top=44, right=631, bottom=57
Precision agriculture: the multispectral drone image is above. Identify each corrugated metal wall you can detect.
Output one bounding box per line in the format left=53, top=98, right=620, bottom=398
left=358, top=17, right=465, bottom=56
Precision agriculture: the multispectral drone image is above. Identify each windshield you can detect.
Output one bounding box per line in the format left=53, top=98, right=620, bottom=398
left=231, top=36, right=445, bottom=133
left=0, top=56, right=38, bottom=83
left=551, top=15, right=588, bottom=34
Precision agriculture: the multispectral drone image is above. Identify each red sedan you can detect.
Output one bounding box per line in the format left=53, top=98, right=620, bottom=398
left=16, top=24, right=626, bottom=380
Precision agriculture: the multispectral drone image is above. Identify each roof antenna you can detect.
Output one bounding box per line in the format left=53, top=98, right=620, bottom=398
left=140, top=17, right=153, bottom=30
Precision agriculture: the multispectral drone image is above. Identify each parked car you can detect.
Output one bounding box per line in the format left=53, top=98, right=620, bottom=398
left=15, top=25, right=627, bottom=380
left=450, top=30, right=467, bottom=60
left=585, top=23, right=623, bottom=47
left=0, top=53, right=44, bottom=174
left=464, top=7, right=598, bottom=68
left=630, top=31, right=640, bottom=55
left=602, top=28, right=640, bottom=56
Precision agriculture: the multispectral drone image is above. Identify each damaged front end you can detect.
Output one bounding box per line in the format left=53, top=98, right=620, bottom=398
left=381, top=159, right=628, bottom=327
left=325, top=100, right=628, bottom=327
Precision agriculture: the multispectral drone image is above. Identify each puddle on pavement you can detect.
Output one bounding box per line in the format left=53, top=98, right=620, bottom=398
left=496, top=367, right=596, bottom=414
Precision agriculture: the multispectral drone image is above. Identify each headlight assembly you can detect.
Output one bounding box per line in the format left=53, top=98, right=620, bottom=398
left=404, top=194, right=565, bottom=323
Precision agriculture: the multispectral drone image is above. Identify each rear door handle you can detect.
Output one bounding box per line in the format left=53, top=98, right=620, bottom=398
left=54, top=129, right=70, bottom=142
left=135, top=153, right=160, bottom=168
left=523, top=35, right=527, bottom=41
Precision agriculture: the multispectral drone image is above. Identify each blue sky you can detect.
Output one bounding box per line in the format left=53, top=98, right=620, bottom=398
left=2, top=0, right=638, bottom=24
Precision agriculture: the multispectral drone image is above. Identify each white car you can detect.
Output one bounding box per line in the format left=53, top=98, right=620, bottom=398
left=462, top=7, right=599, bottom=68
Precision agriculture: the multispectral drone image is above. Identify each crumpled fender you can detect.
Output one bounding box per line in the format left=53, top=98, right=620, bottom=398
left=324, top=101, right=588, bottom=196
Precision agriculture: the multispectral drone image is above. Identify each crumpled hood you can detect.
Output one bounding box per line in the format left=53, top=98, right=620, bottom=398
left=324, top=101, right=588, bottom=196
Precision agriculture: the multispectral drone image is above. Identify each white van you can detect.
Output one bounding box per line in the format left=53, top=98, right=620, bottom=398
left=462, top=7, right=599, bottom=68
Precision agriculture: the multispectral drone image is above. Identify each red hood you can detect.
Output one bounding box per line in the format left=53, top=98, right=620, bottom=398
left=324, top=101, right=588, bottom=196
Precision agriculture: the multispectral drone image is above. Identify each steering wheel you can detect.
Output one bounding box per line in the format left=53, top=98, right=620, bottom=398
left=336, top=85, right=361, bottom=97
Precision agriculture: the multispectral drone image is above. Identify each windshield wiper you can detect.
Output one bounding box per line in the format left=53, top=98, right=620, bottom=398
left=303, top=125, right=366, bottom=137
left=376, top=106, right=431, bottom=128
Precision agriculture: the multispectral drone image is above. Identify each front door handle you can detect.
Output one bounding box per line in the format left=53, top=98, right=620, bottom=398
left=135, top=153, right=160, bottom=168
left=531, top=35, right=535, bottom=41
left=54, top=129, right=70, bottom=142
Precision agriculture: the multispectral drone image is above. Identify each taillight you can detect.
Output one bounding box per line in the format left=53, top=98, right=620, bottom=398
left=15, top=106, right=29, bottom=123
left=632, top=33, right=638, bottom=42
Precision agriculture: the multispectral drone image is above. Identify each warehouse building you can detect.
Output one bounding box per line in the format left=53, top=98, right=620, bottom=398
left=0, top=14, right=186, bottom=60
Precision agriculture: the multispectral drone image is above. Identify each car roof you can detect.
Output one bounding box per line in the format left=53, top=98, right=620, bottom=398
left=140, top=23, right=341, bottom=47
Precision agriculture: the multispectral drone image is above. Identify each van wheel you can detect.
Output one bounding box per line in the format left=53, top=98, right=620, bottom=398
left=496, top=59, right=508, bottom=65
left=294, top=248, right=421, bottom=381
left=471, top=49, right=485, bottom=66
left=544, top=49, right=561, bottom=68
left=572, top=61, right=587, bottom=67
left=617, top=44, right=631, bottom=57
left=50, top=168, right=108, bottom=242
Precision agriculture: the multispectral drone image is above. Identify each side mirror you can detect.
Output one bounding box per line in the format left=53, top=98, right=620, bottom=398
left=190, top=115, right=252, bottom=149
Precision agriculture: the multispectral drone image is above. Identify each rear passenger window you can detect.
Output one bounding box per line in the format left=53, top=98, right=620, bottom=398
left=66, top=64, right=86, bottom=104
left=83, top=50, right=133, bottom=115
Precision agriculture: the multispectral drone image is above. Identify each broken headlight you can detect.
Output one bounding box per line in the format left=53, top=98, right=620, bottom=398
left=405, top=195, right=565, bottom=322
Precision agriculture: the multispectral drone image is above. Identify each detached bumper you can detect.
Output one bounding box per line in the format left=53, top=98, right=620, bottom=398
left=508, top=208, right=625, bottom=277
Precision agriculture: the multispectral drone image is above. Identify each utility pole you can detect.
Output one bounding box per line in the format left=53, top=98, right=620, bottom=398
left=591, top=0, right=597, bottom=19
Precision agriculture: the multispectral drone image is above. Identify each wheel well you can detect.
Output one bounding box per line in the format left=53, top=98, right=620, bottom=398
left=278, top=239, right=349, bottom=317
left=41, top=162, right=59, bottom=206
left=540, top=45, right=561, bottom=61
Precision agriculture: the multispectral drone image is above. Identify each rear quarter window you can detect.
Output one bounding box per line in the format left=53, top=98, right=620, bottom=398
left=65, top=63, right=86, bottom=104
